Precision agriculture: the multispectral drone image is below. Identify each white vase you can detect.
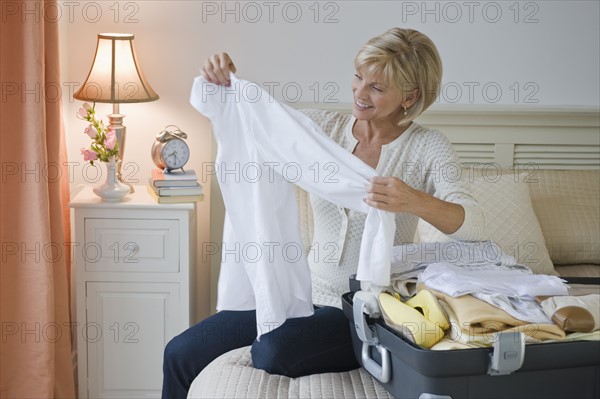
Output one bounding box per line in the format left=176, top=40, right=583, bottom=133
left=93, top=157, right=130, bottom=202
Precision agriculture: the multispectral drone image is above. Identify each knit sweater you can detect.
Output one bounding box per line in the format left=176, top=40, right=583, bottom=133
left=300, top=109, right=486, bottom=308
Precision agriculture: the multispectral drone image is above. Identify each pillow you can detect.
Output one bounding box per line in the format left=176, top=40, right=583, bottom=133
left=418, top=173, right=556, bottom=275
left=526, top=170, right=600, bottom=265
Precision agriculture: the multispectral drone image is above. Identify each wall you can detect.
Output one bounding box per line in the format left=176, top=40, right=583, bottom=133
left=56, top=0, right=600, bottom=316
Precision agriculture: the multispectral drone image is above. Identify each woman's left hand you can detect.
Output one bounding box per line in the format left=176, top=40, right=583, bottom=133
left=364, top=176, right=421, bottom=213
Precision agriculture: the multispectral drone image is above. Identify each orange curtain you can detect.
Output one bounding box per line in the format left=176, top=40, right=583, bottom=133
left=0, top=0, right=76, bottom=397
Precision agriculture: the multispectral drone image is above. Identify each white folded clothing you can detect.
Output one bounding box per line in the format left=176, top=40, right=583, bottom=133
left=418, top=262, right=569, bottom=324
left=419, top=262, right=568, bottom=299
left=473, top=292, right=552, bottom=324
left=390, top=241, right=517, bottom=275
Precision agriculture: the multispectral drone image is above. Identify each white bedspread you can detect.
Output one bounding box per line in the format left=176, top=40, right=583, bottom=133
left=187, top=346, right=393, bottom=399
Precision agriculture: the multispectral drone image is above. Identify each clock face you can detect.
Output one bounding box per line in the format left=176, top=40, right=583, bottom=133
left=162, top=139, right=189, bottom=170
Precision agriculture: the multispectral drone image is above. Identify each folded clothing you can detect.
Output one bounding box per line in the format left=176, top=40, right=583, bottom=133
left=419, top=262, right=568, bottom=299
left=537, top=294, right=600, bottom=332
left=567, top=284, right=600, bottom=297
left=428, top=288, right=565, bottom=343
left=391, top=279, right=418, bottom=297
left=430, top=299, right=568, bottom=350
left=390, top=241, right=516, bottom=275
left=419, top=262, right=568, bottom=324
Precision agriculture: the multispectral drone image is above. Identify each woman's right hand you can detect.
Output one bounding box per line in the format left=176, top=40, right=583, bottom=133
left=201, top=52, right=237, bottom=85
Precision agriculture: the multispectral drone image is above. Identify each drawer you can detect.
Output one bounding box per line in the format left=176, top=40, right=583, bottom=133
left=84, top=218, right=179, bottom=272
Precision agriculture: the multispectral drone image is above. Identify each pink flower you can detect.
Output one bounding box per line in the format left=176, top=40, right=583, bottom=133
left=78, top=107, right=89, bottom=118
left=84, top=125, right=97, bottom=139
left=81, top=148, right=98, bottom=161
left=83, top=102, right=92, bottom=111
left=105, top=129, right=117, bottom=150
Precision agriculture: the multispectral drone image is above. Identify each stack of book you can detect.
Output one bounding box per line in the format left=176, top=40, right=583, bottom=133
left=148, top=169, right=204, bottom=204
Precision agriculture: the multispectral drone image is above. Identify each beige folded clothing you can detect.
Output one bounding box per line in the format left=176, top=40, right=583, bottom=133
left=567, top=284, right=600, bottom=297
left=428, top=289, right=565, bottom=343
left=391, top=278, right=418, bottom=297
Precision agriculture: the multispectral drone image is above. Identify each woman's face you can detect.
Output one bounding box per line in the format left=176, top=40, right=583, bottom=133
left=351, top=68, right=405, bottom=124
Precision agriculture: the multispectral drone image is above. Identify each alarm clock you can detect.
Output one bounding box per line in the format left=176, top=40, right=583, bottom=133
left=151, top=125, right=190, bottom=173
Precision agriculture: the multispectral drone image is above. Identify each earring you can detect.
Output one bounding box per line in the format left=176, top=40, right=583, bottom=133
left=403, top=106, right=408, bottom=116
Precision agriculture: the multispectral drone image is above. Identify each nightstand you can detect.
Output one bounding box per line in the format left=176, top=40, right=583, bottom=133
left=70, top=186, right=197, bottom=398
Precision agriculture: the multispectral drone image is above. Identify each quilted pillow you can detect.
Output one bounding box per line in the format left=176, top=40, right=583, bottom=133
left=419, top=173, right=556, bottom=275
left=526, top=170, right=600, bottom=265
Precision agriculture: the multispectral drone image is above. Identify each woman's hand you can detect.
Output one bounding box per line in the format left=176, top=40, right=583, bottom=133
left=201, top=52, right=237, bottom=85
left=365, top=176, right=465, bottom=234
left=364, top=176, right=420, bottom=213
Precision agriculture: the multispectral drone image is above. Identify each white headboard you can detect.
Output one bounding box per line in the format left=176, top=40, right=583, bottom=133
left=294, top=104, right=600, bottom=170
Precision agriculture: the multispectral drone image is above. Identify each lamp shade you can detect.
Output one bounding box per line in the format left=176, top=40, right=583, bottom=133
left=74, top=33, right=159, bottom=103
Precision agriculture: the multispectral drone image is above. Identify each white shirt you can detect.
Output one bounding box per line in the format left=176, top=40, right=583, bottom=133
left=190, top=74, right=396, bottom=336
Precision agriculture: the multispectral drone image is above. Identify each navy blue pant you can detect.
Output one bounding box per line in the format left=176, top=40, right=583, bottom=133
left=162, top=306, right=359, bottom=399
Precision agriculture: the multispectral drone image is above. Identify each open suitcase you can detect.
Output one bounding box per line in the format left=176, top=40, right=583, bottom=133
left=342, top=277, right=600, bottom=399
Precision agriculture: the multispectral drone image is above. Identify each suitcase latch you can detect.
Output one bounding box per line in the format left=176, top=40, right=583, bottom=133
left=488, top=331, right=525, bottom=376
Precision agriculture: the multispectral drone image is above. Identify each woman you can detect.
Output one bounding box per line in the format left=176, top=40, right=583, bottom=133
left=163, top=28, right=484, bottom=399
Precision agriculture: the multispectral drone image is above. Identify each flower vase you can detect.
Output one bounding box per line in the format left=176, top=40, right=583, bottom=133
left=93, top=157, right=129, bottom=202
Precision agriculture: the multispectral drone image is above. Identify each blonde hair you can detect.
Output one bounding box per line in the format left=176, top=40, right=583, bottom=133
left=354, top=28, right=442, bottom=123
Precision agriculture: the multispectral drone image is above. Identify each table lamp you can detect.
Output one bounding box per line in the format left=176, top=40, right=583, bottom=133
left=74, top=33, right=159, bottom=191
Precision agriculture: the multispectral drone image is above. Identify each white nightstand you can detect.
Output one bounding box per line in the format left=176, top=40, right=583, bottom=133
left=70, top=186, right=197, bottom=398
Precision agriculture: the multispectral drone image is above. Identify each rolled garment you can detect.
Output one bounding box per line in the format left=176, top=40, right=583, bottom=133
left=538, top=295, right=600, bottom=332
left=190, top=74, right=395, bottom=336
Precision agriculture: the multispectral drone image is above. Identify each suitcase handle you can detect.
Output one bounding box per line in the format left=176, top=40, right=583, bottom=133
left=362, top=342, right=391, bottom=384
left=353, top=295, right=378, bottom=345
left=353, top=294, right=392, bottom=383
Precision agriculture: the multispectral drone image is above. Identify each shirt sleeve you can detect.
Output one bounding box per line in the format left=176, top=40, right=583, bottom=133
left=421, top=130, right=486, bottom=241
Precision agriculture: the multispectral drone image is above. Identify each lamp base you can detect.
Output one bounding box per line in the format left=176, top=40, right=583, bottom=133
left=107, top=106, right=135, bottom=193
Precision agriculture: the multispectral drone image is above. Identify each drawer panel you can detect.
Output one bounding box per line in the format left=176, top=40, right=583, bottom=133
left=84, top=218, right=179, bottom=272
